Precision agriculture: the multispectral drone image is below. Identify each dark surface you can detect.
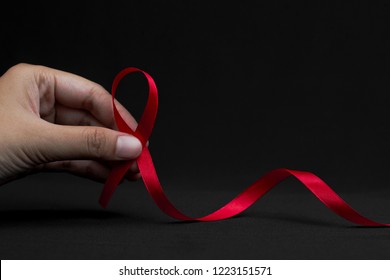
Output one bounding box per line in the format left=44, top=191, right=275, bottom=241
left=1, top=2, right=390, bottom=260
left=1, top=172, right=390, bottom=260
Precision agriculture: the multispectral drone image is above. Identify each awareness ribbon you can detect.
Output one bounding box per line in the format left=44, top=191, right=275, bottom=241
left=99, top=67, right=388, bottom=226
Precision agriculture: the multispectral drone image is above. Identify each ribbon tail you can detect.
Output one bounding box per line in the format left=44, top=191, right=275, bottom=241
left=137, top=149, right=389, bottom=225
left=99, top=161, right=132, bottom=208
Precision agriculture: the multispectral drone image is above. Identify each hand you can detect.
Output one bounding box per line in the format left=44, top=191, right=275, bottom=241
left=0, top=63, right=142, bottom=185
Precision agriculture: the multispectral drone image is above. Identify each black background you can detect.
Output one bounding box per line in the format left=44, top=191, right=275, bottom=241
left=1, top=1, right=390, bottom=259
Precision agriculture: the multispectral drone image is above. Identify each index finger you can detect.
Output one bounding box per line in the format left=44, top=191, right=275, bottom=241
left=38, top=65, right=138, bottom=130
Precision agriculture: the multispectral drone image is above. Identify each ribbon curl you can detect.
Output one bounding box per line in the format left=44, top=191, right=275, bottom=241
left=99, top=67, right=388, bottom=226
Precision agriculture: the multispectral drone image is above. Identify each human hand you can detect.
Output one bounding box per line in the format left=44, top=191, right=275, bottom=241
left=0, top=63, right=142, bottom=185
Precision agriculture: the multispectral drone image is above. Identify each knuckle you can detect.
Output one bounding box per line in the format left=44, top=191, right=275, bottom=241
left=9, top=62, right=30, bottom=71
left=81, top=89, right=96, bottom=112
left=82, top=84, right=105, bottom=112
left=7, top=63, right=45, bottom=77
left=84, top=128, right=107, bottom=158
left=5, top=63, right=31, bottom=77
left=5, top=63, right=54, bottom=91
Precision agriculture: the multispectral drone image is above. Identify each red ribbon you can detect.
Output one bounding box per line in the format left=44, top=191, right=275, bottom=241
left=99, top=67, right=388, bottom=226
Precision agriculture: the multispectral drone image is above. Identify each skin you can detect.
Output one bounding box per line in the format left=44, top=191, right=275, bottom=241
left=0, top=63, right=143, bottom=185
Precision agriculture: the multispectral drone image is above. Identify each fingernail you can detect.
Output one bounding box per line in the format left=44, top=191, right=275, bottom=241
left=116, top=136, right=142, bottom=159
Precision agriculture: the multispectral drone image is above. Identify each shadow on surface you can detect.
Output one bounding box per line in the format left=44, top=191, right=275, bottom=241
left=0, top=207, right=370, bottom=229
left=164, top=211, right=346, bottom=228
left=0, top=208, right=149, bottom=225
left=254, top=211, right=345, bottom=228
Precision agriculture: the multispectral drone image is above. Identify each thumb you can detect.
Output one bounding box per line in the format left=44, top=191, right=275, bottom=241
left=38, top=123, right=142, bottom=162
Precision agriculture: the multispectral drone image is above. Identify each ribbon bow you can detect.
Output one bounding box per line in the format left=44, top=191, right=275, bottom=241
left=99, top=67, right=388, bottom=226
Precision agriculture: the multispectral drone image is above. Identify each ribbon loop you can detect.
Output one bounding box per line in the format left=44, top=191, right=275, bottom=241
left=99, top=67, right=389, bottom=226
left=110, top=67, right=157, bottom=146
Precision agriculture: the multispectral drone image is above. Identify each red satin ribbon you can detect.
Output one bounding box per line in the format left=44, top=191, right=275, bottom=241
left=99, top=67, right=388, bottom=226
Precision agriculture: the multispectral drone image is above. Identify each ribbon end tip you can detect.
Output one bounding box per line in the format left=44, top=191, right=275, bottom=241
left=99, top=197, right=108, bottom=209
